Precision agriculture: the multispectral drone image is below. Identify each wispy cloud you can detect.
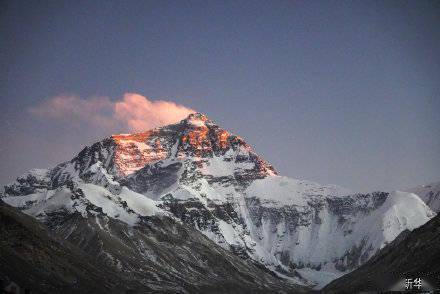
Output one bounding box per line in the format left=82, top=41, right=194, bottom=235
left=29, top=95, right=116, bottom=128
left=29, top=93, right=196, bottom=133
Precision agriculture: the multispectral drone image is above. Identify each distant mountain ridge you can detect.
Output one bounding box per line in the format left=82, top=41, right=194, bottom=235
left=406, top=181, right=440, bottom=212
left=1, top=113, right=435, bottom=290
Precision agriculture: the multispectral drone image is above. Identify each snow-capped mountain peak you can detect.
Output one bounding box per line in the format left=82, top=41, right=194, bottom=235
left=70, top=112, right=277, bottom=183
left=1, top=113, right=434, bottom=289
left=183, top=112, right=213, bottom=126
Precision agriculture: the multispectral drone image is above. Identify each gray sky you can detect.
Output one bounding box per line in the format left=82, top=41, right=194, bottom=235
left=1, top=1, right=439, bottom=192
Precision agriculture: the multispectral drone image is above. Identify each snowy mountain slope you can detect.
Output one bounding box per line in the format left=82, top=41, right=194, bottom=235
left=323, top=213, right=440, bottom=293
left=1, top=113, right=435, bottom=289
left=406, top=181, right=440, bottom=212
left=2, top=168, right=160, bottom=226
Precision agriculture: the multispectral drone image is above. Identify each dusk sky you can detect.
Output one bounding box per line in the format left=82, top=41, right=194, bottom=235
left=1, top=1, right=439, bottom=192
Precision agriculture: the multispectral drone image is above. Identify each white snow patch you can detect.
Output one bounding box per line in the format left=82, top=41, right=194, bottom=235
left=245, top=176, right=350, bottom=207
left=78, top=183, right=139, bottom=225
left=118, top=186, right=161, bottom=217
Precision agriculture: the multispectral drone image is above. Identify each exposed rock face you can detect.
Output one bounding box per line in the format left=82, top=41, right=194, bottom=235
left=1, top=113, right=435, bottom=289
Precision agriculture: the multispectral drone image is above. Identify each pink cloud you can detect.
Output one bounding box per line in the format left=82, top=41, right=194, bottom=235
left=114, top=93, right=196, bottom=132
left=29, top=93, right=195, bottom=133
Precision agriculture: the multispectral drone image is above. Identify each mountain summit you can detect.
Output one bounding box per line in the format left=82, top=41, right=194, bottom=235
left=1, top=113, right=434, bottom=290
left=70, top=112, right=276, bottom=186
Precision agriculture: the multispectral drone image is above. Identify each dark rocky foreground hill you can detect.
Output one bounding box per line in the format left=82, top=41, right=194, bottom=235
left=0, top=200, right=305, bottom=294
left=0, top=200, right=125, bottom=293
left=323, top=214, right=440, bottom=293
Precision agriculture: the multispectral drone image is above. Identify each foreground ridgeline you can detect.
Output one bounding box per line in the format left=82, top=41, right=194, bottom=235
left=1, top=113, right=436, bottom=292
